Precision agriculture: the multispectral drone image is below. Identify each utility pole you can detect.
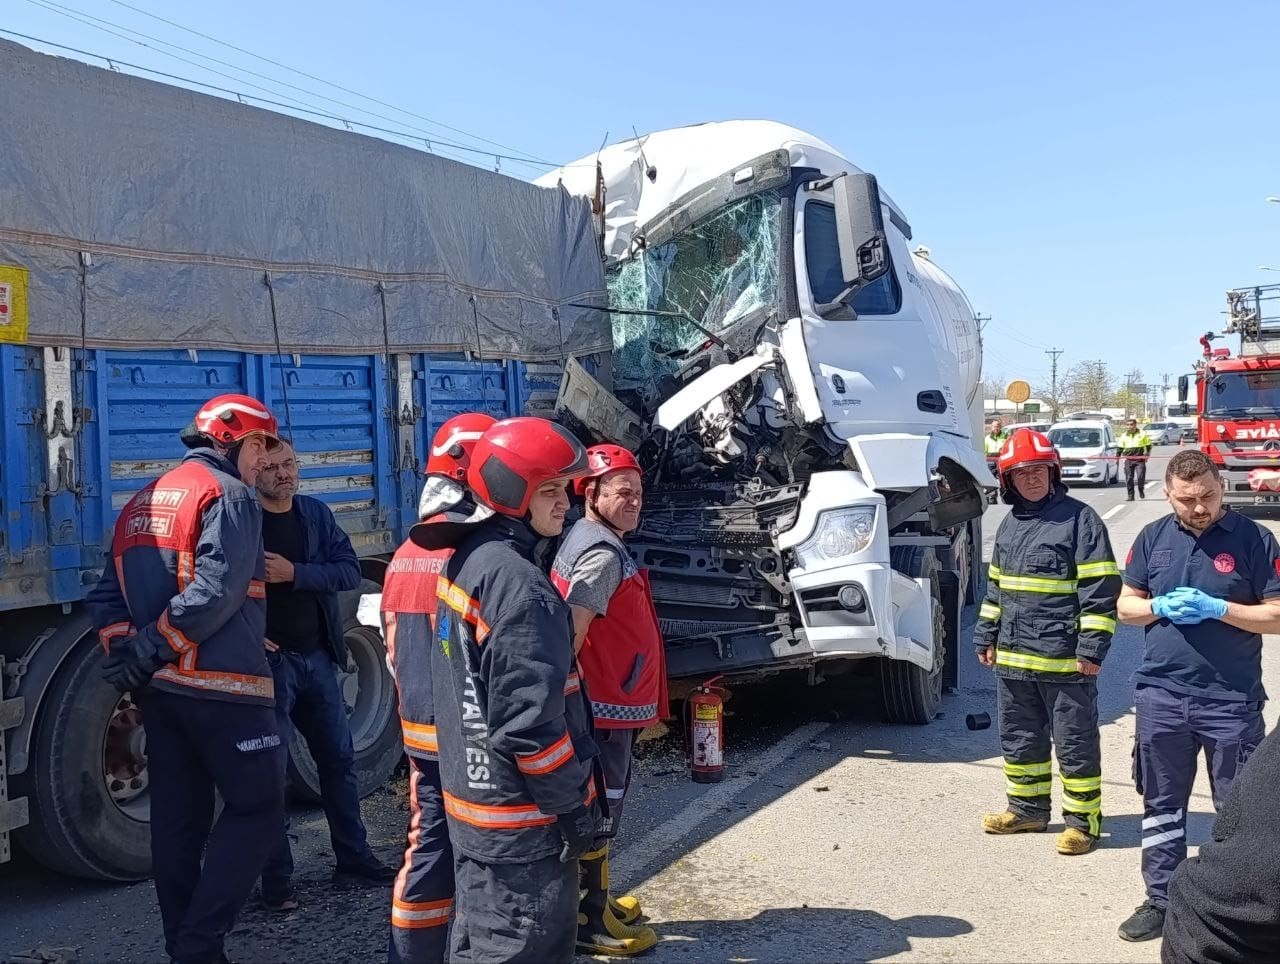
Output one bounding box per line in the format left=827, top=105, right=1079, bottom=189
left=976, top=313, right=992, bottom=333
left=1045, top=347, right=1063, bottom=421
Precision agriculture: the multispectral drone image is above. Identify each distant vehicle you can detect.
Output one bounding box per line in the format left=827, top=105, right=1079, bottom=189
left=1048, top=419, right=1119, bottom=486
left=1141, top=422, right=1178, bottom=445
left=1016, top=421, right=1053, bottom=434
left=1062, top=410, right=1112, bottom=423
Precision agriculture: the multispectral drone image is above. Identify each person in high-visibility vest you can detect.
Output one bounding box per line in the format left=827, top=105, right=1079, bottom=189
left=984, top=418, right=1008, bottom=457
left=1117, top=418, right=1154, bottom=501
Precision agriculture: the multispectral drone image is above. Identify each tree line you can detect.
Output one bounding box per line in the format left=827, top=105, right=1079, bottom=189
left=981, top=360, right=1158, bottom=420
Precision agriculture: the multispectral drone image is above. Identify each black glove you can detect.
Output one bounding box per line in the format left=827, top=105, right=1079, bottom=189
left=556, top=805, right=598, bottom=863
left=101, top=651, right=156, bottom=693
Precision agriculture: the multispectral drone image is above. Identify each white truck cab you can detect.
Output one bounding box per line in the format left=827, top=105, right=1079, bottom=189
left=540, top=121, right=992, bottom=723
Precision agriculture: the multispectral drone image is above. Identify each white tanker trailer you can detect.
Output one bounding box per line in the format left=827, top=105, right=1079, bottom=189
left=539, top=121, right=992, bottom=723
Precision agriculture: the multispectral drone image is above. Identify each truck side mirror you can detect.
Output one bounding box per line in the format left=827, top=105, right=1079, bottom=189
left=1177, top=374, right=1188, bottom=402
left=833, top=172, right=890, bottom=287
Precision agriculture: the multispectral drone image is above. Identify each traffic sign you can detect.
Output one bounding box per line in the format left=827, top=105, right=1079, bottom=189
left=1022, top=402, right=1040, bottom=413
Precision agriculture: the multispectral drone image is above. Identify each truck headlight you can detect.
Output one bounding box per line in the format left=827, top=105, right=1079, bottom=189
left=793, top=507, right=877, bottom=568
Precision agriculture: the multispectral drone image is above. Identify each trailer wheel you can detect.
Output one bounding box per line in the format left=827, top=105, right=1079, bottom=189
left=878, top=547, right=945, bottom=725
left=13, top=620, right=151, bottom=880
left=286, top=580, right=402, bottom=802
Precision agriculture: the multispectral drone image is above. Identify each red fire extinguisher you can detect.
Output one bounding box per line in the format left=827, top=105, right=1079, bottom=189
left=689, top=676, right=725, bottom=784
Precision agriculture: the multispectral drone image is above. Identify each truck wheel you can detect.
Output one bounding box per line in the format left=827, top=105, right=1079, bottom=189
left=286, top=580, right=402, bottom=802
left=959, top=517, right=983, bottom=605
left=13, top=620, right=151, bottom=880
left=879, top=547, right=945, bottom=725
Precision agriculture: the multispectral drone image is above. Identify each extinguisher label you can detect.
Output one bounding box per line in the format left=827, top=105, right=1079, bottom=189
left=695, top=703, right=719, bottom=721
left=692, top=720, right=722, bottom=768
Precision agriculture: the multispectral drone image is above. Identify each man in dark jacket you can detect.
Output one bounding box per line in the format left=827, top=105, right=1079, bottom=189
left=88, top=394, right=286, bottom=964
left=255, top=440, right=395, bottom=911
left=1161, top=727, right=1280, bottom=963
left=975, top=428, right=1121, bottom=856
left=412, top=417, right=600, bottom=964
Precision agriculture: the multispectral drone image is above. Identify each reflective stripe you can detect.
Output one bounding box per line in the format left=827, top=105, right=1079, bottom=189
left=515, top=732, right=574, bottom=776
left=153, top=665, right=274, bottom=700
left=1060, top=774, right=1102, bottom=793
left=1076, top=560, right=1121, bottom=579
left=436, top=578, right=492, bottom=643
left=1007, top=780, right=1052, bottom=797
left=978, top=602, right=1001, bottom=621
left=98, top=621, right=134, bottom=653
left=997, top=575, right=1077, bottom=594
left=988, top=564, right=1002, bottom=584
left=1063, top=792, right=1102, bottom=812
left=605, top=788, right=626, bottom=800
left=995, top=649, right=1079, bottom=673
left=1004, top=760, right=1052, bottom=777
left=177, top=550, right=195, bottom=591
left=1142, top=809, right=1184, bottom=831
left=400, top=719, right=438, bottom=754
left=1079, top=613, right=1117, bottom=633
left=442, top=786, right=596, bottom=831
left=157, top=611, right=197, bottom=655
left=391, top=897, right=453, bottom=929
left=564, top=671, right=581, bottom=696
left=247, top=579, right=266, bottom=599
left=1143, top=827, right=1185, bottom=848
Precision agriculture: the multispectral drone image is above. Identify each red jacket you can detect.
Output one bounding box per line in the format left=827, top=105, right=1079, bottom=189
left=381, top=537, right=450, bottom=760
left=87, top=448, right=272, bottom=706
left=551, top=518, right=668, bottom=729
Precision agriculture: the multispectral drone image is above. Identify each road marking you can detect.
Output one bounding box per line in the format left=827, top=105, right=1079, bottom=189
left=1102, top=504, right=1127, bottom=520
left=617, top=720, right=831, bottom=872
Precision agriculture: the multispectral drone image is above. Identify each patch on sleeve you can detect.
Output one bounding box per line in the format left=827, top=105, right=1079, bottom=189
left=1150, top=549, right=1172, bottom=568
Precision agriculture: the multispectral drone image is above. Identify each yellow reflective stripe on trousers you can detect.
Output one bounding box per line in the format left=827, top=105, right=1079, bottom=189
left=1077, top=560, right=1121, bottom=579
left=979, top=602, right=1002, bottom=621
left=995, top=649, right=1079, bottom=673
left=1079, top=613, right=1117, bottom=633
left=1007, top=780, right=1053, bottom=797
left=997, top=574, right=1077, bottom=594
left=1004, top=760, right=1052, bottom=778
left=1061, top=774, right=1102, bottom=793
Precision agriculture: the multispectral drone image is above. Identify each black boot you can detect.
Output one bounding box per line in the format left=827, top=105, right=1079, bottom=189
left=577, top=845, right=657, bottom=956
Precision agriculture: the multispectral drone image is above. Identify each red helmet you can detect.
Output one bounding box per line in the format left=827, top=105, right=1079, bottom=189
left=426, top=413, right=497, bottom=480
left=192, top=394, right=281, bottom=449
left=573, top=444, right=642, bottom=496
left=468, top=417, right=589, bottom=518
left=996, top=428, right=1060, bottom=498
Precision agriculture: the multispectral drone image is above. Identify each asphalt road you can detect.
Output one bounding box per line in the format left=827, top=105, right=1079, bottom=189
left=4, top=444, right=1277, bottom=963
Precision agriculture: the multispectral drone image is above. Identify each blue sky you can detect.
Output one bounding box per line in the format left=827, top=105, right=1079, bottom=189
left=7, top=0, right=1280, bottom=397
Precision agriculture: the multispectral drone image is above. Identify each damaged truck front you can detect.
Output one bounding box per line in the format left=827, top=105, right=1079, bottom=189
left=540, top=122, right=992, bottom=724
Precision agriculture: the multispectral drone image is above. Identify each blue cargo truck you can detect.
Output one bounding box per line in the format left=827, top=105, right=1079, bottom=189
left=0, top=39, right=607, bottom=878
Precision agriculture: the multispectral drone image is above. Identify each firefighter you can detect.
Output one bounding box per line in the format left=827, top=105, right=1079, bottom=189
left=983, top=418, right=1007, bottom=457
left=1117, top=417, right=1153, bottom=501
left=382, top=412, right=494, bottom=964
left=87, top=394, right=285, bottom=964
left=1115, top=450, right=1280, bottom=943
left=551, top=444, right=664, bottom=957
left=410, top=417, right=600, bottom=964
left=974, top=428, right=1121, bottom=856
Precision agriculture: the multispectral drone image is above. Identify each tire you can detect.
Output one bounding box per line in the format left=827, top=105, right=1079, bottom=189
left=286, top=579, right=403, bottom=802
left=962, top=517, right=983, bottom=606
left=12, top=618, right=152, bottom=881
left=878, top=547, right=946, bottom=725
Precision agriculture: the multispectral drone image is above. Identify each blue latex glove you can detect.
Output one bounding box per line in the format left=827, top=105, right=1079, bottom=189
left=1151, top=595, right=1184, bottom=621
left=1166, top=586, right=1228, bottom=624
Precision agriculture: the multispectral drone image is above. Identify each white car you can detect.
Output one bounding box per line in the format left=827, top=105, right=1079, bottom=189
left=1048, top=420, right=1120, bottom=486
left=1142, top=422, right=1178, bottom=445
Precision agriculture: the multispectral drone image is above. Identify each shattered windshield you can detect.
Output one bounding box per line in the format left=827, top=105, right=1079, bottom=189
left=607, top=191, right=782, bottom=394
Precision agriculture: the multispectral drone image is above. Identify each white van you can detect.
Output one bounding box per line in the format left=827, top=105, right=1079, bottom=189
left=1048, top=419, right=1119, bottom=486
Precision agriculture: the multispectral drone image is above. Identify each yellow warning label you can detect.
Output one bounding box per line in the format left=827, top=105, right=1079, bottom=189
left=694, top=703, right=719, bottom=721
left=0, top=265, right=31, bottom=345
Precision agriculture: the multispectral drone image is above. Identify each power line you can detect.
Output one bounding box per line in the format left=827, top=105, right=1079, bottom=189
left=104, top=0, right=559, bottom=165
left=1045, top=347, right=1063, bottom=421
left=22, top=0, right=557, bottom=169
left=0, top=27, right=563, bottom=168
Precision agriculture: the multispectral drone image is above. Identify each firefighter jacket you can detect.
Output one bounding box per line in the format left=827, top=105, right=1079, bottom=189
left=381, top=537, right=449, bottom=761
left=550, top=518, right=669, bottom=729
left=420, top=512, right=601, bottom=863
left=87, top=447, right=273, bottom=706
left=974, top=483, right=1121, bottom=679
left=1117, top=429, right=1153, bottom=460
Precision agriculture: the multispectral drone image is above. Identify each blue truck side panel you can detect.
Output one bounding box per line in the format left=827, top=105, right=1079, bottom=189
left=0, top=347, right=549, bottom=612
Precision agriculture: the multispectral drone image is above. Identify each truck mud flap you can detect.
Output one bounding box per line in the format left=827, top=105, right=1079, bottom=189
left=0, top=656, right=31, bottom=863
